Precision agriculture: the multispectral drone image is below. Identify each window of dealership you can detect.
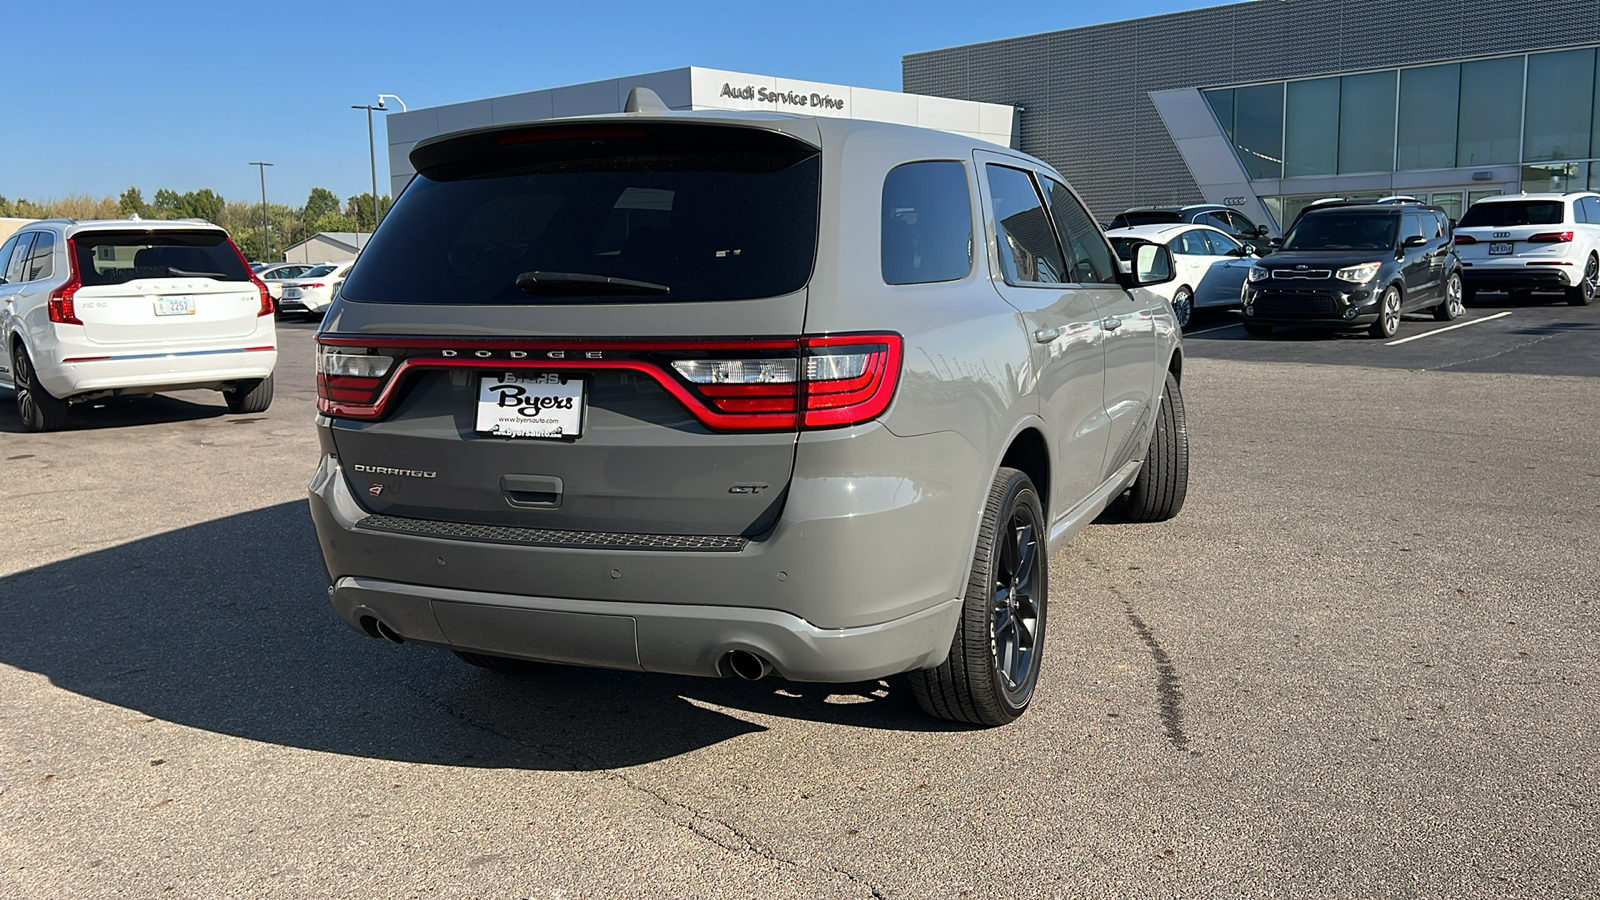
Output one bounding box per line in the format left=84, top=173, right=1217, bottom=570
left=1204, top=46, right=1600, bottom=225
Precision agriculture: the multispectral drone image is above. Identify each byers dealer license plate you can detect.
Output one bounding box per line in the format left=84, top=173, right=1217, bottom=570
left=475, top=372, right=584, bottom=439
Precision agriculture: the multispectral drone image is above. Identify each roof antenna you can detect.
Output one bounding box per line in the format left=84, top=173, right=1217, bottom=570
left=624, top=87, right=669, bottom=114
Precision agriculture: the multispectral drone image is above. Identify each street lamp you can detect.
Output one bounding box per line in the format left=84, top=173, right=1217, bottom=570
left=352, top=95, right=404, bottom=250
left=248, top=161, right=273, bottom=262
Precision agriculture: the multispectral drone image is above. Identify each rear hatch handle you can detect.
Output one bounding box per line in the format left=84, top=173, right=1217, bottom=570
left=501, top=474, right=563, bottom=508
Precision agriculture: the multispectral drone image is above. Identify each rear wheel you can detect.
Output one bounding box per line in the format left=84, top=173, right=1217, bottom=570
left=1370, top=286, right=1402, bottom=338
left=223, top=374, right=274, bottom=414
left=910, top=467, right=1046, bottom=727
left=1171, top=287, right=1194, bottom=329
left=1566, top=254, right=1597, bottom=306
left=1434, top=272, right=1464, bottom=321
left=11, top=343, right=70, bottom=432
left=1116, top=371, right=1189, bottom=522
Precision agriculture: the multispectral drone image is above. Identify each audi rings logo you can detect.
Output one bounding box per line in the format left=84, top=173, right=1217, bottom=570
left=1222, top=196, right=1248, bottom=206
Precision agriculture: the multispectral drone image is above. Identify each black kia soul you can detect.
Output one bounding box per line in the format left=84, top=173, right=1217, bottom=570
left=1241, top=204, right=1464, bottom=338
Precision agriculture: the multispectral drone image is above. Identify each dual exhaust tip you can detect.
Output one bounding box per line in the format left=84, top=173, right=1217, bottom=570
left=362, top=615, right=776, bottom=681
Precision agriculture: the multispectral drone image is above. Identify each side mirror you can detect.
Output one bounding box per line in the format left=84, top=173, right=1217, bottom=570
left=1255, top=225, right=1271, bottom=237
left=1268, top=237, right=1283, bottom=247
left=1403, top=234, right=1428, bottom=247
left=1118, top=242, right=1174, bottom=288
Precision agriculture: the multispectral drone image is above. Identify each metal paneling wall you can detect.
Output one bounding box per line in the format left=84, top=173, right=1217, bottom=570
left=905, top=0, right=1600, bottom=218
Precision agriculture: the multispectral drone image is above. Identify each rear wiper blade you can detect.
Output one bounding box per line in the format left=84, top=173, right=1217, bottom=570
left=515, top=271, right=670, bottom=296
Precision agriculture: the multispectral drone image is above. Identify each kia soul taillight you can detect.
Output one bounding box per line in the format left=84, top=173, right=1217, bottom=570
left=316, top=334, right=903, bottom=431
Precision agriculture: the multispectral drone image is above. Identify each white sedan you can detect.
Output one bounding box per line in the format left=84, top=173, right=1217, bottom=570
left=255, top=262, right=316, bottom=301
left=276, top=261, right=354, bottom=316
left=1107, top=223, right=1256, bottom=328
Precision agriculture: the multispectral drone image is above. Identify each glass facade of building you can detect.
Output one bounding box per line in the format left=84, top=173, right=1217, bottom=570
left=1205, top=47, right=1600, bottom=225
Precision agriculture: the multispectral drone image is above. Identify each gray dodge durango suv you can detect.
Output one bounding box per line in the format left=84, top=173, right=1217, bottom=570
left=308, top=99, right=1189, bottom=725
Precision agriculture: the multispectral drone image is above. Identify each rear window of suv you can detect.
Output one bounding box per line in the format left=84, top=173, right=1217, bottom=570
left=342, top=128, right=821, bottom=305
left=1282, top=213, right=1399, bottom=251
left=1109, top=210, right=1182, bottom=228
left=72, top=230, right=251, bottom=286
left=1458, top=201, right=1565, bottom=227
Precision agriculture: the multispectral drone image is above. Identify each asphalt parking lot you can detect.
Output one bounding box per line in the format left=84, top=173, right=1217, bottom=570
left=2, top=304, right=1598, bottom=898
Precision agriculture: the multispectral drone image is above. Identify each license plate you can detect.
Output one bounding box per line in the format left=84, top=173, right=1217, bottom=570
left=1489, top=242, right=1514, bottom=255
left=154, top=296, right=195, bottom=316
left=475, top=372, right=583, bottom=439
left=282, top=287, right=302, bottom=299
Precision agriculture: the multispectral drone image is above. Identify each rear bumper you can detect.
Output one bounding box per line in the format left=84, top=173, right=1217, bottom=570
left=37, top=345, right=277, bottom=398
left=307, top=424, right=989, bottom=681
left=329, top=575, right=961, bottom=681
left=1460, top=264, right=1577, bottom=290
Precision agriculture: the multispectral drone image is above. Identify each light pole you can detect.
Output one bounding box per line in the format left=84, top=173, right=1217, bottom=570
left=351, top=95, right=405, bottom=250
left=248, top=161, right=273, bottom=262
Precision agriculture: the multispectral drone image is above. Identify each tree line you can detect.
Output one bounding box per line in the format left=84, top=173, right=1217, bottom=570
left=0, top=187, right=394, bottom=262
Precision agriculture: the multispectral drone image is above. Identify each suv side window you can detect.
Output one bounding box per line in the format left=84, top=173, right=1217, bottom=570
left=1401, top=213, right=1426, bottom=242
left=23, top=232, right=55, bottom=281
left=881, top=161, right=974, bottom=285
left=1581, top=196, right=1600, bottom=224
left=4, top=233, right=36, bottom=284
left=1040, top=176, right=1117, bottom=284
left=1200, top=211, right=1232, bottom=232
left=1227, top=211, right=1259, bottom=236
left=986, top=164, right=1065, bottom=285
left=0, top=235, right=18, bottom=283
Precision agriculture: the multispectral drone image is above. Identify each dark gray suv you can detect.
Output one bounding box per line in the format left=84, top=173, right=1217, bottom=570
left=308, top=104, right=1189, bottom=725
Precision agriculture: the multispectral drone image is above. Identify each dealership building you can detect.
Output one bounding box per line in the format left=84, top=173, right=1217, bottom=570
left=383, top=0, right=1600, bottom=233
left=904, top=0, right=1600, bottom=229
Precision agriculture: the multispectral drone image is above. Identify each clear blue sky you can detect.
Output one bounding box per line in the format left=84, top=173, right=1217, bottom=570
left=3, top=0, right=1225, bottom=210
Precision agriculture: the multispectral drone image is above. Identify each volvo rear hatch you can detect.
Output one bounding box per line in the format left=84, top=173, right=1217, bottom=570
left=318, top=118, right=899, bottom=540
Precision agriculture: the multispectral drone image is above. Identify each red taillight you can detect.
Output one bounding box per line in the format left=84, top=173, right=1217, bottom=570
left=48, top=237, right=83, bottom=324
left=314, top=333, right=904, bottom=431
left=300, top=282, right=326, bottom=290
left=1529, top=231, right=1573, bottom=243
left=1453, top=234, right=1477, bottom=244
left=223, top=237, right=273, bottom=315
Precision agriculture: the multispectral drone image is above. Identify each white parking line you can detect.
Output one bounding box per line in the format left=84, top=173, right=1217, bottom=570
left=1185, top=321, right=1244, bottom=336
left=1386, top=311, right=1514, bottom=346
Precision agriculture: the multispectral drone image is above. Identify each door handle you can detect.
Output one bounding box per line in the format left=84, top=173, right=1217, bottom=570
left=1033, top=326, right=1064, bottom=343
left=1102, top=317, right=1123, bottom=331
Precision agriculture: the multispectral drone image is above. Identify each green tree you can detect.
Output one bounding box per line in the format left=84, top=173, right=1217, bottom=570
left=345, top=193, right=393, bottom=231
left=119, top=187, right=147, bottom=217
left=181, top=188, right=225, bottom=223
left=304, top=187, right=341, bottom=221
left=152, top=188, right=183, bottom=216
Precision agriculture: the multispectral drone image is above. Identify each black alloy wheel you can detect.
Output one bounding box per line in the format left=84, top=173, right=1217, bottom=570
left=1171, top=287, right=1194, bottom=329
left=911, top=467, right=1047, bottom=726
left=1370, top=286, right=1402, bottom=338
left=1567, top=254, right=1598, bottom=306
left=11, top=343, right=70, bottom=432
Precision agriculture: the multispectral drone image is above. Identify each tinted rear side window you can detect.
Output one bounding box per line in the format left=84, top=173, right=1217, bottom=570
left=1458, top=201, right=1565, bottom=227
left=986, top=164, right=1065, bottom=285
left=23, top=231, right=55, bottom=281
left=343, top=134, right=821, bottom=304
left=1110, top=211, right=1182, bottom=228
left=1283, top=213, right=1399, bottom=251
left=72, top=231, right=250, bottom=286
left=882, top=161, right=973, bottom=285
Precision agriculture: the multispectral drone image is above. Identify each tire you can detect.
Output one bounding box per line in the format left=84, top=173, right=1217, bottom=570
left=1243, top=322, right=1272, bottom=336
left=1117, top=371, right=1189, bottom=523
left=1171, top=287, right=1194, bottom=329
left=453, top=650, right=544, bottom=675
left=224, top=374, right=274, bottom=414
left=909, top=467, right=1047, bottom=727
left=1370, top=286, right=1402, bottom=338
left=1433, top=272, right=1464, bottom=321
left=1566, top=254, right=1597, bottom=306
left=10, top=343, right=70, bottom=432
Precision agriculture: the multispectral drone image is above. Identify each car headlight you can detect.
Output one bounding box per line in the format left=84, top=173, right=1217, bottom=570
left=1247, top=266, right=1269, bottom=282
left=1335, top=262, right=1382, bottom=283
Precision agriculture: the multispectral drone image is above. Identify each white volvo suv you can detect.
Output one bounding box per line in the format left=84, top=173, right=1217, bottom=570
left=0, top=219, right=278, bottom=431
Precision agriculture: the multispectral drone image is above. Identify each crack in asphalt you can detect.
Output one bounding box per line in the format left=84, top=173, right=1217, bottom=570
left=1121, top=601, right=1191, bottom=752
left=405, top=684, right=886, bottom=897
left=1425, top=330, right=1560, bottom=371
